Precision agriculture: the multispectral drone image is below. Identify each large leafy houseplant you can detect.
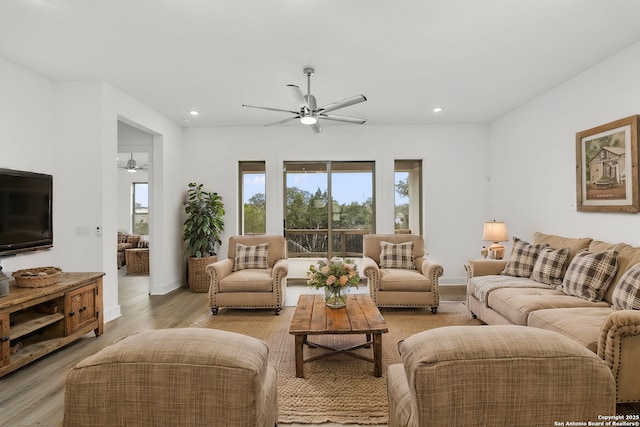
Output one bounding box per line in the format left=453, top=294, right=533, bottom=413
left=183, top=182, right=225, bottom=291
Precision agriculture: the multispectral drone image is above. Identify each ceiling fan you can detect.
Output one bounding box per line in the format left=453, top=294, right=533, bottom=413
left=242, top=67, right=367, bottom=133
left=118, top=153, right=148, bottom=173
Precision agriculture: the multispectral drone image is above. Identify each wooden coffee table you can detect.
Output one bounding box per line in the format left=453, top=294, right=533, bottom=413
left=289, top=293, right=388, bottom=378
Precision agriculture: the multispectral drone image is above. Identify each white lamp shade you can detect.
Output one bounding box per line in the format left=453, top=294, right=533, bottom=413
left=482, top=221, right=508, bottom=242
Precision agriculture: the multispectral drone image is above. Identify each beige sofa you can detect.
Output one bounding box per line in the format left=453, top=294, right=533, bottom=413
left=64, top=328, right=278, bottom=427
left=387, top=325, right=615, bottom=427
left=466, top=232, right=640, bottom=403
left=362, top=234, right=443, bottom=313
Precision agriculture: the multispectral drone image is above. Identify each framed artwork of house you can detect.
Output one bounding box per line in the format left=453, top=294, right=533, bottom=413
left=576, top=115, right=639, bottom=213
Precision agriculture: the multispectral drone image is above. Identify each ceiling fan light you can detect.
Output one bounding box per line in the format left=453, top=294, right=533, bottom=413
left=126, top=158, right=137, bottom=172
left=300, top=115, right=317, bottom=125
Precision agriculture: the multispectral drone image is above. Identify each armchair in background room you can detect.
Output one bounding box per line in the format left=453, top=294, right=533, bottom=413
left=362, top=234, right=443, bottom=313
left=206, top=235, right=288, bottom=315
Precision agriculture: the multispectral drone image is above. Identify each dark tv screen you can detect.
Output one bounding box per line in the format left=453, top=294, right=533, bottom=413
left=0, top=168, right=53, bottom=255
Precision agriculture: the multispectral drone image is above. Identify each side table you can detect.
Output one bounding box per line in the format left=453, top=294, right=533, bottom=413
left=125, top=248, right=149, bottom=274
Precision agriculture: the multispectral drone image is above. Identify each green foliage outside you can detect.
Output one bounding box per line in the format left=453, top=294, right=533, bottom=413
left=394, top=178, right=409, bottom=231
left=133, top=215, right=148, bottom=235
left=243, top=193, right=266, bottom=234
left=243, top=186, right=373, bottom=255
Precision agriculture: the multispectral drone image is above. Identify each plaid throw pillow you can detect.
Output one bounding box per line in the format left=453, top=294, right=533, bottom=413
left=379, top=241, right=415, bottom=269
left=611, top=263, right=640, bottom=310
left=531, top=247, right=570, bottom=287
left=501, top=238, right=549, bottom=278
left=562, top=249, right=618, bottom=302
left=233, top=242, right=270, bottom=271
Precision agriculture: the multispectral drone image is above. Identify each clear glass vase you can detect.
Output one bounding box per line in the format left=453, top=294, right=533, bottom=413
left=324, top=286, right=346, bottom=308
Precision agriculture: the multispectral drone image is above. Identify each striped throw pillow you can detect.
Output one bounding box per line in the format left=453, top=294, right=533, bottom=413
left=561, top=249, right=618, bottom=302
left=611, top=263, right=640, bottom=310
left=501, top=238, right=549, bottom=278
left=233, top=242, right=270, bottom=271
left=379, top=241, right=415, bottom=269
left=531, top=247, right=570, bottom=287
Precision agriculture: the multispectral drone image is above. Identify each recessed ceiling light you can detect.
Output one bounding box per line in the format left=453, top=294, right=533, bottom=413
left=433, top=107, right=443, bottom=113
left=188, top=110, right=200, bottom=116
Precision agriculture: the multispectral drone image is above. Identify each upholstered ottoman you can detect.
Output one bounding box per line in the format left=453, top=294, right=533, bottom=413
left=64, top=328, right=278, bottom=427
left=387, top=325, right=615, bottom=427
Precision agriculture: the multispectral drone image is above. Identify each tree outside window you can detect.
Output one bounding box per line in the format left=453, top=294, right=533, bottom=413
left=394, top=160, right=422, bottom=235
left=240, top=161, right=266, bottom=235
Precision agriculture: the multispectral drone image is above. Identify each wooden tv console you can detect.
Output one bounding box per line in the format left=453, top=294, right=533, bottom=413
left=0, top=272, right=104, bottom=377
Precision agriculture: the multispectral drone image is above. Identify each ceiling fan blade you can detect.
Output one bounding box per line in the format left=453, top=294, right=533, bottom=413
left=242, top=104, right=299, bottom=115
left=264, top=116, right=300, bottom=127
left=316, top=94, right=367, bottom=114
left=317, top=114, right=366, bottom=125
left=287, top=84, right=309, bottom=109
left=311, top=122, right=322, bottom=133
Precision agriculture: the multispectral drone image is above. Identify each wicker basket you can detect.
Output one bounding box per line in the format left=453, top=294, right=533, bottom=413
left=188, top=255, right=217, bottom=292
left=126, top=248, right=149, bottom=275
left=13, top=266, right=63, bottom=288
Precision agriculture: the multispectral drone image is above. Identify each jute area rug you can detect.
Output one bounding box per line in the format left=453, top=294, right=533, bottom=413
left=191, top=301, right=482, bottom=425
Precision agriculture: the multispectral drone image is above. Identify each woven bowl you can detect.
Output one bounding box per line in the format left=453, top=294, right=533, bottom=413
left=13, top=266, right=63, bottom=288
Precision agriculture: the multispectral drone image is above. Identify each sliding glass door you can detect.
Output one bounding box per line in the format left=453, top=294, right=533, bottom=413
left=284, top=161, right=374, bottom=259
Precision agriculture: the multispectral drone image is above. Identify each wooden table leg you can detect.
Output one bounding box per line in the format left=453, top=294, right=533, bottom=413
left=373, top=333, right=382, bottom=377
left=295, top=334, right=305, bottom=378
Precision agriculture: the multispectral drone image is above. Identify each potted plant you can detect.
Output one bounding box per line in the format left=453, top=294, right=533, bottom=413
left=183, top=182, right=225, bottom=292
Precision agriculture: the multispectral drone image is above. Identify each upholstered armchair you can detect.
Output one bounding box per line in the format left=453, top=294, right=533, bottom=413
left=206, top=235, right=288, bottom=315
left=64, top=328, right=278, bottom=427
left=362, top=234, right=442, bottom=313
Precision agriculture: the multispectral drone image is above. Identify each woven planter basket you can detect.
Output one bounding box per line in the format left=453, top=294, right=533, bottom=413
left=188, top=255, right=217, bottom=292
left=13, top=266, right=63, bottom=288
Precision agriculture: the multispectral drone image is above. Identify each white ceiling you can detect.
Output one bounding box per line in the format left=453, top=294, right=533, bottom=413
left=2, top=0, right=640, bottom=128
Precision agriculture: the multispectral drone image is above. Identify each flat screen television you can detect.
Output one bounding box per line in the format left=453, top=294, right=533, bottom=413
left=0, top=168, right=53, bottom=255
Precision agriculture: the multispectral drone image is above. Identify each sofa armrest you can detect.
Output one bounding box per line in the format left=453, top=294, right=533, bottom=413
left=272, top=258, right=289, bottom=282
left=598, top=309, right=640, bottom=402
left=465, top=259, right=508, bottom=278
left=206, top=258, right=234, bottom=294
left=362, top=256, right=381, bottom=288
left=416, top=257, right=443, bottom=285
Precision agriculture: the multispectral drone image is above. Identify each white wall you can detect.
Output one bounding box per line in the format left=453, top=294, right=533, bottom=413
left=490, top=40, right=640, bottom=249
left=184, top=124, right=491, bottom=283
left=0, top=57, right=61, bottom=272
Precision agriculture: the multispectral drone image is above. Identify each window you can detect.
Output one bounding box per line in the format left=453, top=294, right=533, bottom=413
left=239, top=161, right=266, bottom=235
left=284, top=161, right=374, bottom=258
left=132, top=182, right=148, bottom=235
left=394, top=160, right=422, bottom=234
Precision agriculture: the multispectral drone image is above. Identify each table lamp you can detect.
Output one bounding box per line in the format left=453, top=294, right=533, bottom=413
left=482, top=221, right=508, bottom=260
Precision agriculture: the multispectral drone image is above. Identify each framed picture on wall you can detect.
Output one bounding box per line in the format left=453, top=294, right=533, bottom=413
left=576, top=115, right=639, bottom=213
